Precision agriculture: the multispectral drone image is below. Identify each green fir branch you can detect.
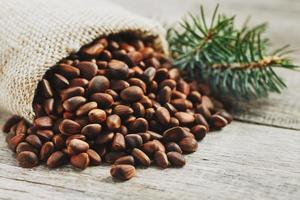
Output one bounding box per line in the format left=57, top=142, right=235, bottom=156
left=167, top=4, right=299, bottom=99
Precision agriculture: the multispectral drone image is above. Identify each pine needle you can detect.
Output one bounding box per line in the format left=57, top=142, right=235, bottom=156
left=167, top=4, right=299, bottom=99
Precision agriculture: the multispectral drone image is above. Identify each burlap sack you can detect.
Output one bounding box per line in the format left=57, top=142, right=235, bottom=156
left=0, top=0, right=168, bottom=121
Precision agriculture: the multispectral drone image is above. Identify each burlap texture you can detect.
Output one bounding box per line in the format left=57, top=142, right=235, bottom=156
left=0, top=0, right=167, bottom=121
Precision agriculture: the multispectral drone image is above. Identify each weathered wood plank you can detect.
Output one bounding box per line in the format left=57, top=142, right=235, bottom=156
left=0, top=1, right=300, bottom=199
left=0, top=121, right=299, bottom=200
left=229, top=68, right=300, bottom=130
left=111, top=0, right=300, bottom=130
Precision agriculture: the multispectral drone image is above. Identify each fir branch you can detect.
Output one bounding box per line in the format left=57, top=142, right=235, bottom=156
left=167, top=4, right=299, bottom=99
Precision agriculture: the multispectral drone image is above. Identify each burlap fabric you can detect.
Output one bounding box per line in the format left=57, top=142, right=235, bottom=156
left=0, top=0, right=167, bottom=121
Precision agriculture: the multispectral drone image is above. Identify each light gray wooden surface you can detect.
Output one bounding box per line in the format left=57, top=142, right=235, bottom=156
left=0, top=121, right=299, bottom=200
left=0, top=0, right=300, bottom=199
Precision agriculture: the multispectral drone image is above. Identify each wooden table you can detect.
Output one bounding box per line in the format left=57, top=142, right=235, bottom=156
left=0, top=0, right=299, bottom=199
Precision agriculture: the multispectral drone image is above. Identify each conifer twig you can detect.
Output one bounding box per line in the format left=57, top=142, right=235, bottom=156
left=167, top=4, right=299, bottom=99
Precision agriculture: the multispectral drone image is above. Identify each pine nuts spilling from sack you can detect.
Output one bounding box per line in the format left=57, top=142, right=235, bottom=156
left=2, top=34, right=232, bottom=181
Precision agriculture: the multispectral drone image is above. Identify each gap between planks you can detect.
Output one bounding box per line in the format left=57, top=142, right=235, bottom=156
left=0, top=121, right=299, bottom=200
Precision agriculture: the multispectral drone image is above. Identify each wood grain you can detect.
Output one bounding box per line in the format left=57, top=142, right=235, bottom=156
left=1, top=1, right=300, bottom=199
left=111, top=0, right=300, bottom=130
left=230, top=69, right=300, bottom=130
left=0, top=121, right=299, bottom=200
